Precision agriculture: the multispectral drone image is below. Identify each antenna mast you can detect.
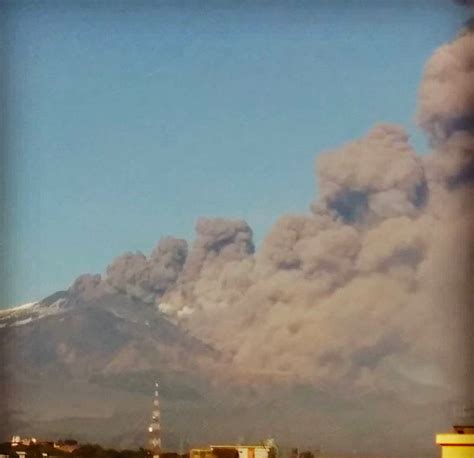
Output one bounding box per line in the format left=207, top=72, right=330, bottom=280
left=149, top=381, right=162, bottom=458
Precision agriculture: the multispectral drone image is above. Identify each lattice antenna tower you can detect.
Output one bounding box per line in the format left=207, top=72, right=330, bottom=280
left=148, top=381, right=162, bottom=458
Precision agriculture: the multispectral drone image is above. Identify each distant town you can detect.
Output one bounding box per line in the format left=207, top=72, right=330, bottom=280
left=0, top=435, right=381, bottom=458
left=0, top=381, right=423, bottom=458
left=1, top=383, right=324, bottom=458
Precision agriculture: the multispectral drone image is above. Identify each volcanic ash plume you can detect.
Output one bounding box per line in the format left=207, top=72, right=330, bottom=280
left=316, top=123, right=427, bottom=223
left=105, top=237, right=188, bottom=303
left=160, top=26, right=474, bottom=401
left=180, top=217, right=255, bottom=282
left=418, top=22, right=474, bottom=406
left=417, top=27, right=474, bottom=143
left=66, top=20, right=474, bottom=413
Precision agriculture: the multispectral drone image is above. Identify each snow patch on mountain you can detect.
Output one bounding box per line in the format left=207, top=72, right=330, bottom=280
left=0, top=301, right=38, bottom=319
left=11, top=317, right=33, bottom=327
left=0, top=301, right=37, bottom=313
left=0, top=297, right=68, bottom=328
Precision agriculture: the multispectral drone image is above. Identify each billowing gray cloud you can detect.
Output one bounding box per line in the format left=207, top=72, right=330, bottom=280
left=105, top=237, right=187, bottom=303
left=69, top=23, right=474, bottom=420
left=180, top=217, right=254, bottom=282
left=316, top=124, right=427, bottom=223
left=417, top=29, right=474, bottom=142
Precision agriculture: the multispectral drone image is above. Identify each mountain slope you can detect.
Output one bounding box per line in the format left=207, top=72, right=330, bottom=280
left=0, top=280, right=450, bottom=455
left=0, top=282, right=221, bottom=448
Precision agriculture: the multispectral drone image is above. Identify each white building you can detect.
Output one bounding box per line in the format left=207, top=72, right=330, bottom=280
left=211, top=445, right=274, bottom=458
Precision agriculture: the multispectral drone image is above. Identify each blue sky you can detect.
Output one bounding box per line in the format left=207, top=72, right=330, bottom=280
left=3, top=1, right=467, bottom=307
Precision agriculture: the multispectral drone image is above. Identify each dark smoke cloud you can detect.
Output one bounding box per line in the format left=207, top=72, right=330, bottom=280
left=159, top=218, right=255, bottom=320
left=316, top=124, right=427, bottom=223
left=70, top=273, right=105, bottom=302
left=105, top=237, right=187, bottom=303
left=180, top=217, right=254, bottom=281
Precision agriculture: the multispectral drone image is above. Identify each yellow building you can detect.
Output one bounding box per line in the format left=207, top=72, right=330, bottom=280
left=212, top=445, right=274, bottom=458
left=437, top=425, right=474, bottom=458
left=190, top=444, right=275, bottom=458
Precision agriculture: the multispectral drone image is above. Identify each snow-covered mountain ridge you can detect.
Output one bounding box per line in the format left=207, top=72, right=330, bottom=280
left=0, top=294, right=70, bottom=328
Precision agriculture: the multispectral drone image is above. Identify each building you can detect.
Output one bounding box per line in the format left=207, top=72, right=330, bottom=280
left=10, top=436, right=40, bottom=447
left=437, top=433, right=474, bottom=458
left=0, top=436, right=76, bottom=458
left=53, top=440, right=79, bottom=453
left=437, top=406, right=474, bottom=458
left=191, top=444, right=276, bottom=458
